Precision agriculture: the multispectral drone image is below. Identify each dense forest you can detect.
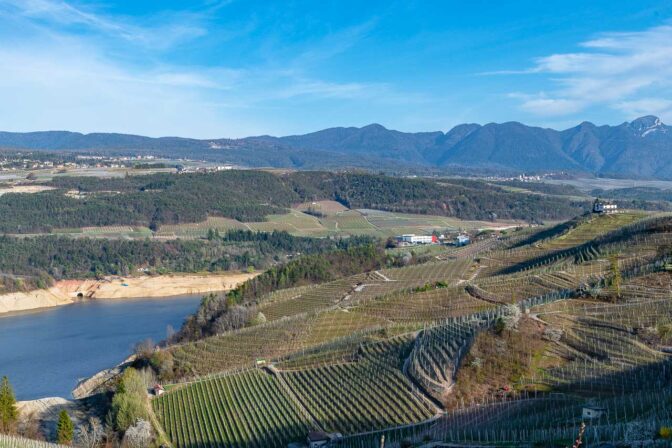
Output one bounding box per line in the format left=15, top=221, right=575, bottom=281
left=0, top=231, right=373, bottom=293
left=592, top=187, right=672, bottom=211
left=285, top=172, right=589, bottom=222
left=0, top=171, right=295, bottom=233
left=0, top=170, right=592, bottom=233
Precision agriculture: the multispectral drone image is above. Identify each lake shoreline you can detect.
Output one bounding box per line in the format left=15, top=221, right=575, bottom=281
left=0, top=294, right=205, bottom=400
left=0, top=271, right=257, bottom=316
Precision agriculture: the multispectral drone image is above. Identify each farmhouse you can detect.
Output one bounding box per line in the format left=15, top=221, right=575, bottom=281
left=593, top=199, right=618, bottom=214
left=153, top=384, right=165, bottom=396
left=397, top=234, right=438, bottom=245
left=455, top=234, right=470, bottom=246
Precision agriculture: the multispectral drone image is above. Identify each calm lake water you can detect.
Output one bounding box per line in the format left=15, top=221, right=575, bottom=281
left=0, top=295, right=201, bottom=400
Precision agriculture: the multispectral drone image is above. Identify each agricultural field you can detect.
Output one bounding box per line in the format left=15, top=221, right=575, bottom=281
left=150, top=208, right=672, bottom=447
left=360, top=209, right=519, bottom=235
left=157, top=217, right=248, bottom=238
left=153, top=369, right=311, bottom=447
left=0, top=435, right=65, bottom=448
left=300, top=309, right=389, bottom=346
left=294, top=200, right=349, bottom=215
left=356, top=286, right=492, bottom=323
left=36, top=202, right=529, bottom=241
left=539, top=212, right=645, bottom=250
left=281, top=360, right=435, bottom=434
left=248, top=210, right=328, bottom=236
left=170, top=315, right=313, bottom=376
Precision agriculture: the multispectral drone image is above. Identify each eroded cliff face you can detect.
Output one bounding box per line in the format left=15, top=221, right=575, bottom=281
left=0, top=272, right=259, bottom=315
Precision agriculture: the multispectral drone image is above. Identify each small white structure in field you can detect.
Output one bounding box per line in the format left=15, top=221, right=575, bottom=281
left=582, top=406, right=606, bottom=419
left=153, top=384, right=165, bottom=396
left=593, top=199, right=618, bottom=214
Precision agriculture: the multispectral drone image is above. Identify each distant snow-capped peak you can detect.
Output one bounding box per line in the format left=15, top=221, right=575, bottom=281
left=629, top=115, right=667, bottom=137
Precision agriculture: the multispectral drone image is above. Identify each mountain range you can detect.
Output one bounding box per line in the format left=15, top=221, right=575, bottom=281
left=1, top=116, right=670, bottom=178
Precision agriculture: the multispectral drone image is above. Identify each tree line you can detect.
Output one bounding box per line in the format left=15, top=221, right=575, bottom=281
left=0, top=231, right=375, bottom=294
left=0, top=170, right=592, bottom=234
left=286, top=172, right=589, bottom=223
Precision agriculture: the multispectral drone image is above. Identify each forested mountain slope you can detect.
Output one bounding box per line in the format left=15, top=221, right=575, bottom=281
left=0, top=171, right=589, bottom=233
left=1, top=116, right=671, bottom=177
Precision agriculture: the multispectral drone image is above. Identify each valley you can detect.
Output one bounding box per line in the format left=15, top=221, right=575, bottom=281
left=1, top=168, right=671, bottom=448
left=117, top=210, right=671, bottom=447
left=4, top=3, right=672, bottom=446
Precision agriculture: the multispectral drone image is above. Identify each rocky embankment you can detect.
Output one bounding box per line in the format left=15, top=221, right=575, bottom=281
left=0, top=272, right=258, bottom=315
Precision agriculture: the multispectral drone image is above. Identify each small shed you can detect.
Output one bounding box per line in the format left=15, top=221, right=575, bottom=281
left=582, top=406, right=606, bottom=419
left=153, top=384, right=165, bottom=396
left=455, top=234, right=470, bottom=246
left=306, top=431, right=330, bottom=448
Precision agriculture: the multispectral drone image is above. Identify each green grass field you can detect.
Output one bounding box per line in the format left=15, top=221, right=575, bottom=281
left=44, top=205, right=526, bottom=240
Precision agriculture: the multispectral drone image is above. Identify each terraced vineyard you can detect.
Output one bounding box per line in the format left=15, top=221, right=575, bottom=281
left=153, top=369, right=311, bottom=447
left=259, top=259, right=472, bottom=322
left=281, top=360, right=435, bottom=434
left=170, top=315, right=313, bottom=375
left=301, top=309, right=389, bottom=346
left=150, top=209, right=672, bottom=448
left=275, top=324, right=420, bottom=370
left=539, top=212, right=645, bottom=250
left=0, top=436, right=66, bottom=448
left=356, top=286, right=492, bottom=322
left=259, top=275, right=367, bottom=321
left=378, top=258, right=471, bottom=283
left=408, top=315, right=493, bottom=400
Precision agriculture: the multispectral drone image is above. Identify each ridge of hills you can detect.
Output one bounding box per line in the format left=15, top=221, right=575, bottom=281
left=1, top=115, right=671, bottom=178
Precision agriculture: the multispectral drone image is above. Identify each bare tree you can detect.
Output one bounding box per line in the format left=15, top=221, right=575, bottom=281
left=122, top=419, right=153, bottom=448
left=133, top=339, right=155, bottom=361
left=18, top=411, right=43, bottom=441
left=165, top=325, right=176, bottom=344
left=75, top=417, right=103, bottom=448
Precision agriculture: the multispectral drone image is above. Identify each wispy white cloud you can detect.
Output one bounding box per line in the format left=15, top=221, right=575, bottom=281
left=0, top=0, right=422, bottom=136
left=0, top=0, right=209, bottom=50
left=508, top=93, right=584, bottom=116
left=501, top=23, right=672, bottom=120
left=615, top=98, right=672, bottom=119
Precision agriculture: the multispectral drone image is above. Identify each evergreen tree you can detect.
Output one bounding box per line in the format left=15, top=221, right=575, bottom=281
left=609, top=253, right=622, bottom=300
left=0, top=376, right=18, bottom=433
left=56, top=410, right=74, bottom=445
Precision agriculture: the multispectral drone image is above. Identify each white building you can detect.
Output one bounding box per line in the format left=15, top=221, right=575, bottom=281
left=593, top=199, right=618, bottom=214
left=398, top=234, right=437, bottom=245
left=455, top=234, right=470, bottom=246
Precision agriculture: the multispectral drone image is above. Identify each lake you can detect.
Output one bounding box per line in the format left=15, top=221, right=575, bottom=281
left=0, top=295, right=201, bottom=400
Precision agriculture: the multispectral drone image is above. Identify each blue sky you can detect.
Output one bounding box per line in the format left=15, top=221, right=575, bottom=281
left=1, top=0, right=672, bottom=137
